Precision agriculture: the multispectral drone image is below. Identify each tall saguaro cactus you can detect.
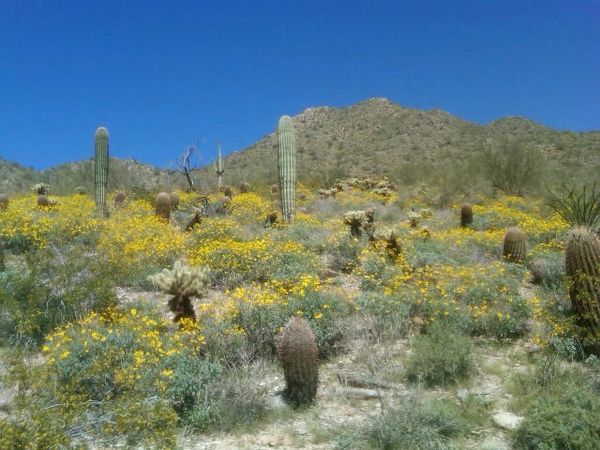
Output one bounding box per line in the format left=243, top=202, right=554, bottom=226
left=94, top=127, right=109, bottom=215
left=278, top=115, right=296, bottom=222
left=215, top=142, right=224, bottom=189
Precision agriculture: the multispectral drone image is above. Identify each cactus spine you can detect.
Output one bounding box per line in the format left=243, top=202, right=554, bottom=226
left=503, top=226, right=527, bottom=263
left=215, top=142, right=224, bottom=189
left=276, top=316, right=319, bottom=407
left=278, top=115, right=296, bottom=223
left=565, top=227, right=600, bottom=340
left=94, top=127, right=109, bottom=215
left=460, top=204, right=473, bottom=227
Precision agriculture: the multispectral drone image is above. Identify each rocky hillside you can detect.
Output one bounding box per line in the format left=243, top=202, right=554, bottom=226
left=216, top=98, right=600, bottom=187
left=2, top=98, right=599, bottom=194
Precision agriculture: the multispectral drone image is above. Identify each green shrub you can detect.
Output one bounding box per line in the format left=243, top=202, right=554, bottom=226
left=405, top=323, right=473, bottom=387
left=513, top=382, right=600, bottom=449
left=355, top=292, right=413, bottom=341
left=0, top=246, right=116, bottom=347
left=337, top=398, right=464, bottom=450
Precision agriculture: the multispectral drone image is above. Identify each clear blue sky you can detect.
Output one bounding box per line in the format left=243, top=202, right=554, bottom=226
left=1, top=0, right=598, bottom=170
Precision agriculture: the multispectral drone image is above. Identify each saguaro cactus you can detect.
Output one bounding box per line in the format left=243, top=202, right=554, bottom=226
left=503, top=226, right=527, bottom=263
left=94, top=127, right=109, bottom=215
left=566, top=227, right=600, bottom=339
left=215, top=142, right=224, bottom=189
left=278, top=115, right=296, bottom=222
left=276, top=316, right=319, bottom=407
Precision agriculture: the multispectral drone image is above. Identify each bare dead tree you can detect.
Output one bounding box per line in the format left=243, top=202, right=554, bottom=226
left=177, top=142, right=200, bottom=193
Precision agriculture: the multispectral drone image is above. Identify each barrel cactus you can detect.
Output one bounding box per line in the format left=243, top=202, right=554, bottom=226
left=155, top=192, right=172, bottom=221
left=461, top=204, right=473, bottom=227
left=94, top=127, right=109, bottom=215
left=503, top=226, right=527, bottom=263
left=0, top=194, right=8, bottom=211
left=566, top=227, right=600, bottom=340
left=276, top=316, right=319, bottom=407
left=278, top=115, right=296, bottom=222
left=148, top=260, right=210, bottom=323
left=169, top=192, right=180, bottom=211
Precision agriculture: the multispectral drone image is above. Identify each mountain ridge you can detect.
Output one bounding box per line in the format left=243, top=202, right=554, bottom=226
left=1, top=97, right=599, bottom=194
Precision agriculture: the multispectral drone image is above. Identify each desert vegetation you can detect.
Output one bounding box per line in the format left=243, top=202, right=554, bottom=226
left=0, top=118, right=600, bottom=450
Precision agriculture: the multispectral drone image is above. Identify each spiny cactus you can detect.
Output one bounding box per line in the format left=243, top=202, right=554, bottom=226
left=278, top=115, right=296, bottom=222
left=32, top=183, right=49, bottom=195
left=270, top=183, right=279, bottom=195
left=148, top=260, right=210, bottom=323
left=407, top=210, right=421, bottom=228
left=503, top=226, right=527, bottom=263
left=265, top=211, right=278, bottom=227
left=460, top=204, right=473, bottom=227
left=114, top=191, right=126, bottom=207
left=343, top=209, right=375, bottom=238
left=372, top=228, right=402, bottom=259
left=155, top=192, right=172, bottom=221
left=74, top=186, right=86, bottom=195
left=565, top=227, right=600, bottom=339
left=276, top=316, right=319, bottom=407
left=169, top=192, right=180, bottom=211
left=0, top=194, right=8, bottom=211
left=222, top=185, right=233, bottom=199
left=215, top=142, right=224, bottom=189
left=240, top=182, right=250, bottom=194
left=94, top=127, right=109, bottom=215
left=37, top=194, right=49, bottom=207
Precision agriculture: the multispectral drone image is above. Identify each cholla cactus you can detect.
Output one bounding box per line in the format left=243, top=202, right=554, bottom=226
left=343, top=209, right=375, bottom=238
left=318, top=188, right=337, bottom=199
left=276, top=316, right=319, bottom=407
left=372, top=227, right=402, bottom=259
left=0, top=194, right=8, bottom=211
left=240, top=182, right=250, bottom=194
left=114, top=191, right=126, bottom=207
left=32, top=183, right=49, bottom=195
left=148, top=260, right=210, bottom=322
left=407, top=210, right=421, bottom=228
left=74, top=186, right=86, bottom=195
left=37, top=194, right=49, bottom=207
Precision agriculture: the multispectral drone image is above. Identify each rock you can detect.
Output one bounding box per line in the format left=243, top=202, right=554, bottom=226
left=492, top=411, right=524, bottom=430
left=457, top=388, right=470, bottom=403
left=479, top=436, right=511, bottom=450
left=337, top=372, right=392, bottom=389
left=342, top=387, right=383, bottom=399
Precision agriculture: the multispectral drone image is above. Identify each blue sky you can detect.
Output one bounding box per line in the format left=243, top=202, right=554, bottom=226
left=1, top=0, right=598, bottom=170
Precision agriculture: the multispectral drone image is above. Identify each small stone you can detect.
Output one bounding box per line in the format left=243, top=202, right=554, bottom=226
left=492, top=411, right=524, bottom=430
left=342, top=387, right=383, bottom=399
left=457, top=388, right=470, bottom=403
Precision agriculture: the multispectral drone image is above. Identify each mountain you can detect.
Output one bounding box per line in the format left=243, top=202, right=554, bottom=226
left=215, top=98, right=600, bottom=187
left=0, top=157, right=185, bottom=195
left=1, top=98, right=599, bottom=194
